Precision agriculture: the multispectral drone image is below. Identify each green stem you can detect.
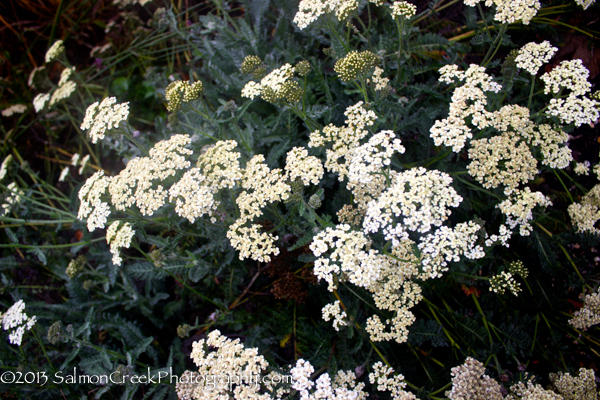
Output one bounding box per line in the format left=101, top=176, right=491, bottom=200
left=527, top=74, right=536, bottom=110
left=477, top=3, right=492, bottom=41
left=481, top=24, right=507, bottom=67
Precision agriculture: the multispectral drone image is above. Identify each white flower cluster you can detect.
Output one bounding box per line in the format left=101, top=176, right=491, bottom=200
left=347, top=130, right=405, bottom=186
left=2, top=182, right=24, bottom=217
left=58, top=66, right=75, bottom=87
left=431, top=64, right=501, bottom=152
left=310, top=224, right=382, bottom=290
left=517, top=122, right=572, bottom=169
left=574, top=0, right=596, bottom=10
left=497, top=187, right=552, bottom=236
left=1, top=300, right=37, bottom=346
left=309, top=102, right=377, bottom=180
left=80, top=97, right=130, bottom=143
left=574, top=161, right=591, bottom=176
left=293, top=0, right=359, bottom=29
left=370, top=67, right=390, bottom=92
left=515, top=41, right=558, bottom=75
left=0, top=155, right=13, bottom=181
left=418, top=221, right=486, bottom=279
left=462, top=0, right=540, bottom=25
left=489, top=271, right=521, bottom=295
left=322, top=301, right=349, bottom=331
left=541, top=59, right=599, bottom=126
left=28, top=66, right=45, bottom=88
left=106, top=221, right=135, bottom=266
left=241, top=64, right=303, bottom=103
left=227, top=155, right=291, bottom=262
left=178, top=329, right=270, bottom=400
left=446, top=357, right=503, bottom=400
left=78, top=136, right=194, bottom=232
left=291, top=359, right=367, bottom=400
left=285, top=147, right=324, bottom=186
left=45, top=40, right=64, bottom=63
left=363, top=167, right=462, bottom=246
left=369, top=362, right=415, bottom=400
left=568, top=184, right=600, bottom=234
left=1, top=104, right=27, bottom=117
left=33, top=93, right=50, bottom=112
left=49, top=81, right=77, bottom=106
left=365, top=240, right=422, bottom=343
left=389, top=1, right=417, bottom=18
left=467, top=134, right=538, bottom=195
left=507, top=381, right=562, bottom=400
left=78, top=171, right=112, bottom=231
left=569, top=288, right=600, bottom=331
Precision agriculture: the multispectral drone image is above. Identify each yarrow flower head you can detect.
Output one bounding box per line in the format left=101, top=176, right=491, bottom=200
left=240, top=55, right=266, bottom=79
left=390, top=1, right=417, bottom=18
left=293, top=0, right=359, bottom=30
left=334, top=50, right=380, bottom=82
left=490, top=271, right=521, bottom=295
left=241, top=64, right=303, bottom=103
left=80, top=97, right=130, bottom=144
left=515, top=41, right=558, bottom=75
left=165, top=80, right=204, bottom=113
left=463, top=0, right=540, bottom=25
left=45, top=40, right=65, bottom=63
left=1, top=300, right=37, bottom=346
left=2, top=104, right=27, bottom=117
left=446, top=357, right=503, bottom=400
left=58, top=66, right=76, bottom=87
left=49, top=81, right=77, bottom=106
left=33, top=93, right=50, bottom=113
left=106, top=221, right=135, bottom=266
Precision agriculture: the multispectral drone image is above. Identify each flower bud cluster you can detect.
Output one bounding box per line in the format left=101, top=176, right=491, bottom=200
left=165, top=80, right=204, bottom=113
left=334, top=50, right=380, bottom=82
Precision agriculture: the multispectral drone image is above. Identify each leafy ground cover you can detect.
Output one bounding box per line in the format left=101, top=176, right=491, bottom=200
left=1, top=0, right=600, bottom=399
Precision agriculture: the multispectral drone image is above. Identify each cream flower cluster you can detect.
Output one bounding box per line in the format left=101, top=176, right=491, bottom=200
left=574, top=161, right=591, bottom=176
left=309, top=102, right=377, bottom=180
left=241, top=64, right=303, bottom=103
left=517, top=122, right=572, bottom=169
left=2, top=182, right=24, bottom=217
left=418, top=221, right=486, bottom=279
left=1, top=300, right=37, bottom=346
left=45, top=40, right=64, bottom=63
left=369, top=362, right=415, bottom=400
left=489, top=271, right=521, bottom=295
left=569, top=288, right=600, bottom=331
left=369, top=67, right=390, bottom=92
left=1, top=104, right=27, bottom=117
left=291, top=359, right=368, bottom=400
left=293, top=0, right=359, bottom=29
left=462, top=0, right=540, bottom=25
left=78, top=171, right=112, bottom=231
left=0, top=155, right=12, bottom=180
left=365, top=240, right=422, bottom=343
left=568, top=184, right=600, bottom=234
left=177, top=329, right=270, bottom=400
left=431, top=64, right=501, bottom=152
left=363, top=167, right=462, bottom=245
left=285, top=147, right=324, bottom=186
left=497, top=187, right=552, bottom=236
left=106, top=221, right=135, bottom=266
left=347, top=130, right=405, bottom=185
left=310, top=224, right=382, bottom=290
left=389, top=1, right=417, bottom=18
left=574, top=0, right=596, bottom=9
left=446, top=357, right=503, bottom=400
left=33, top=93, right=50, bottom=112
left=80, top=97, right=130, bottom=144
left=515, top=41, right=557, bottom=75
left=541, top=59, right=599, bottom=126
left=550, top=368, right=598, bottom=400
left=109, top=135, right=193, bottom=216
left=49, top=81, right=77, bottom=106
left=322, top=301, right=349, bottom=331
left=227, top=155, right=291, bottom=262
left=467, top=134, right=538, bottom=195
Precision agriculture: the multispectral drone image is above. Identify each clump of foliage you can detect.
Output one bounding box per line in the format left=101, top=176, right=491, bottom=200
left=1, top=0, right=600, bottom=398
